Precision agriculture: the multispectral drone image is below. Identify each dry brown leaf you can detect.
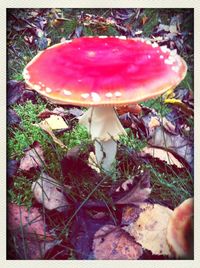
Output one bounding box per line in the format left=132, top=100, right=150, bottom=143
left=142, top=147, right=183, bottom=168
left=92, top=225, right=143, bottom=260
left=38, top=107, right=68, bottom=119
left=35, top=120, right=67, bottom=148
left=113, top=171, right=151, bottom=205
left=32, top=172, right=68, bottom=212
left=116, top=104, right=142, bottom=116
left=124, top=203, right=173, bottom=256
left=19, top=142, right=45, bottom=171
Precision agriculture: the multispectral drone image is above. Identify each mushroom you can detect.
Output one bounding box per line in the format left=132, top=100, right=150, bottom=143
left=167, top=198, right=194, bottom=258
left=23, top=36, right=187, bottom=170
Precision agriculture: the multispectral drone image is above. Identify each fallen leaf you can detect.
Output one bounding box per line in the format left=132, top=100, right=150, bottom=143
left=148, top=116, right=160, bottom=129
left=8, top=203, right=53, bottom=241
left=127, top=106, right=161, bottom=139
left=19, top=141, right=45, bottom=171
left=8, top=233, right=60, bottom=260
left=8, top=108, right=21, bottom=126
left=162, top=117, right=177, bottom=134
left=45, top=115, right=68, bottom=130
left=116, top=104, right=142, bottom=116
left=124, top=203, right=173, bottom=256
left=149, top=126, right=193, bottom=168
left=32, top=172, right=69, bottom=212
left=8, top=159, right=20, bottom=179
left=92, top=225, right=143, bottom=260
left=35, top=120, right=67, bottom=148
left=7, top=80, right=25, bottom=105
left=20, top=89, right=39, bottom=104
left=38, top=107, right=67, bottom=119
left=68, top=107, right=84, bottom=117
left=69, top=209, right=114, bottom=259
left=112, top=170, right=151, bottom=205
left=121, top=206, right=143, bottom=225
left=142, top=113, right=161, bottom=138
left=164, top=99, right=193, bottom=116
left=142, top=147, right=183, bottom=168
left=8, top=80, right=39, bottom=105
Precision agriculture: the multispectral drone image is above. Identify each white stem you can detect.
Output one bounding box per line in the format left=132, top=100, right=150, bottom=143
left=94, top=139, right=117, bottom=170
left=79, top=106, right=127, bottom=171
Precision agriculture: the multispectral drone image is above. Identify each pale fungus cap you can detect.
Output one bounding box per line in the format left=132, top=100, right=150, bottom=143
left=167, top=198, right=194, bottom=258
left=23, top=36, right=187, bottom=106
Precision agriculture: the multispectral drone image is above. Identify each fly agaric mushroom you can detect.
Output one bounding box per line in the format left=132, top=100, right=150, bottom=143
left=23, top=36, right=187, bottom=170
left=167, top=198, right=194, bottom=258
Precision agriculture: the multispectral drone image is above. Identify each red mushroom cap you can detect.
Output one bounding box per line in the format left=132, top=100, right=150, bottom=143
left=23, top=36, right=187, bottom=106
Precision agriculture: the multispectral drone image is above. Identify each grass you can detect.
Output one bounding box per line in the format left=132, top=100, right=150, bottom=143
left=8, top=100, right=48, bottom=159
left=7, top=8, right=193, bottom=260
left=8, top=175, right=34, bottom=208
left=119, top=129, right=147, bottom=151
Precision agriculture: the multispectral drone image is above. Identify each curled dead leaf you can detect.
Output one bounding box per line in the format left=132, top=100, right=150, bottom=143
left=38, top=107, right=68, bottom=119
left=112, top=170, right=151, bottom=205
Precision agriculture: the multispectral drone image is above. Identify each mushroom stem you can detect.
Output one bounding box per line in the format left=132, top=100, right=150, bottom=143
left=79, top=106, right=127, bottom=171
left=94, top=138, right=117, bottom=171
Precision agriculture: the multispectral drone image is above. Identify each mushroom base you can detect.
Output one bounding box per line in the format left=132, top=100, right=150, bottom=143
left=79, top=106, right=127, bottom=171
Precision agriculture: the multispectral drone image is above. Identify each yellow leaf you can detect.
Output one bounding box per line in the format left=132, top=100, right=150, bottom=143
left=124, top=203, right=173, bottom=256
left=45, top=115, right=68, bottom=130
left=163, top=88, right=175, bottom=99
left=164, top=98, right=182, bottom=105
left=164, top=99, right=193, bottom=116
